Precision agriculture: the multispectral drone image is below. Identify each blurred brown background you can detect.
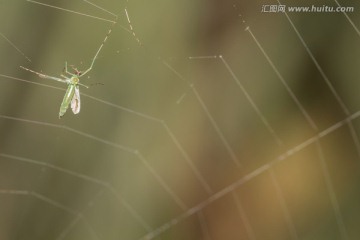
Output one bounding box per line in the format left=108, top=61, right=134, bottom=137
left=1, top=0, right=360, bottom=239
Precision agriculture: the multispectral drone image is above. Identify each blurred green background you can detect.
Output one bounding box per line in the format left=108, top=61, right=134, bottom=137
left=1, top=0, right=360, bottom=239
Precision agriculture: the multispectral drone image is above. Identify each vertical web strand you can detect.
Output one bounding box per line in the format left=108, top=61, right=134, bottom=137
left=315, top=141, right=349, bottom=240
left=269, top=169, right=299, bottom=240
left=245, top=27, right=318, bottom=131
left=190, top=84, right=242, bottom=167
left=162, top=61, right=242, bottom=167
left=232, top=192, right=257, bottom=240
left=219, top=55, right=283, bottom=146
left=333, top=0, right=360, bottom=37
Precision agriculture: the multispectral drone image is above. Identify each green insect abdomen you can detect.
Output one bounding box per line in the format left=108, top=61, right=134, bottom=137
left=59, top=84, right=76, bottom=118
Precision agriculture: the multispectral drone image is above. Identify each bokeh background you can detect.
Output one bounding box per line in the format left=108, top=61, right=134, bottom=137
left=1, top=0, right=360, bottom=239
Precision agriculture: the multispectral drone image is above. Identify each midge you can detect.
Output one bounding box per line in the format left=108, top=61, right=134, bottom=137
left=20, top=20, right=116, bottom=118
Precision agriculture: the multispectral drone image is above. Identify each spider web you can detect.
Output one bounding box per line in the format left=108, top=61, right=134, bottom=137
left=1, top=0, right=360, bottom=239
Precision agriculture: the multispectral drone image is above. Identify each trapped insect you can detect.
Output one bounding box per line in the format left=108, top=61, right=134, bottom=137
left=20, top=20, right=116, bottom=118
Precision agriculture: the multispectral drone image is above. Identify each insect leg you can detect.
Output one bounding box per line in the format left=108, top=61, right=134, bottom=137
left=20, top=66, right=67, bottom=84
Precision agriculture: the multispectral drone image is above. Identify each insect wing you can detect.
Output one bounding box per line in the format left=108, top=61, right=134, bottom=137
left=59, top=84, right=75, bottom=118
left=71, top=86, right=81, bottom=114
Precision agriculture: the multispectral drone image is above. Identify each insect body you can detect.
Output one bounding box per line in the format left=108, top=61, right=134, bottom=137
left=59, top=76, right=81, bottom=118
left=20, top=64, right=88, bottom=118
left=20, top=19, right=116, bottom=118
